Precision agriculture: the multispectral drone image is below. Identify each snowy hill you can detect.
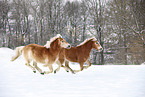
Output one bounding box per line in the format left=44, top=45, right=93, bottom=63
left=0, top=48, right=145, bottom=97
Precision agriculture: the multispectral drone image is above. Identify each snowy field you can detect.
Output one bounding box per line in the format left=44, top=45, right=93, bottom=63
left=0, top=47, right=145, bottom=97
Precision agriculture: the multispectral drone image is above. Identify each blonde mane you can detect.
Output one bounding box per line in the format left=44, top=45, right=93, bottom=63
left=77, top=37, right=97, bottom=47
left=44, top=34, right=62, bottom=48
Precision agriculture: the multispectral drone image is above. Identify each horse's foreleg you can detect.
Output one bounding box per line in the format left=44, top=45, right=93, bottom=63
left=44, top=64, right=53, bottom=74
left=65, top=61, right=75, bottom=74
left=73, top=62, right=84, bottom=73
left=83, top=60, right=91, bottom=69
left=33, top=61, right=42, bottom=73
left=61, top=64, right=69, bottom=72
left=54, top=61, right=61, bottom=73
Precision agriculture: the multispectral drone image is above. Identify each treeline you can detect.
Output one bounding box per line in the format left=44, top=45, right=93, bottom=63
left=0, top=0, right=144, bottom=64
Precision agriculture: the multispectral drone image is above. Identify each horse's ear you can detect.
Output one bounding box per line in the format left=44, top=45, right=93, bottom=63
left=44, top=41, right=51, bottom=48
left=91, top=37, right=97, bottom=41
left=56, top=34, right=62, bottom=38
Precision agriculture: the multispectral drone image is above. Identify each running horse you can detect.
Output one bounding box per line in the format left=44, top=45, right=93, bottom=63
left=11, top=34, right=71, bottom=74
left=54, top=37, right=103, bottom=74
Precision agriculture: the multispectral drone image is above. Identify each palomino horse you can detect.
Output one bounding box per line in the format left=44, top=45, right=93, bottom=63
left=11, top=34, right=71, bottom=74
left=54, top=37, right=103, bottom=74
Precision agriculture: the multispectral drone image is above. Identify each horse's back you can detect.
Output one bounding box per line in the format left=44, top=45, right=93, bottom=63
left=64, top=46, right=90, bottom=63
left=24, top=44, right=47, bottom=52
left=65, top=46, right=82, bottom=56
left=23, top=44, right=49, bottom=63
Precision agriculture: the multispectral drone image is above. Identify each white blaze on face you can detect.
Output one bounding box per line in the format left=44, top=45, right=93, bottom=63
left=98, top=45, right=103, bottom=50
left=92, top=37, right=103, bottom=50
left=97, top=42, right=103, bottom=51
left=61, top=41, right=70, bottom=48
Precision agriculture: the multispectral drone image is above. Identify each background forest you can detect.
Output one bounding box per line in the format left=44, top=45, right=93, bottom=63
left=0, top=0, right=144, bottom=65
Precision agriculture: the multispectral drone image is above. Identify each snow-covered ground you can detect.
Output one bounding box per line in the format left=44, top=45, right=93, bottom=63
left=0, top=47, right=145, bottom=97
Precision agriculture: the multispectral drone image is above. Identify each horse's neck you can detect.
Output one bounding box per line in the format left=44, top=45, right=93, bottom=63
left=50, top=45, right=61, bottom=54
left=80, top=42, right=92, bottom=53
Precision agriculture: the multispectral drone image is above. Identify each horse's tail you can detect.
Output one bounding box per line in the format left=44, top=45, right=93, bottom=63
left=11, top=46, right=25, bottom=61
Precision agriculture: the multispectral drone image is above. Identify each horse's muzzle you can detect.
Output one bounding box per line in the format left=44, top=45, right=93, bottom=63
left=67, top=45, right=71, bottom=49
left=99, top=47, right=103, bottom=51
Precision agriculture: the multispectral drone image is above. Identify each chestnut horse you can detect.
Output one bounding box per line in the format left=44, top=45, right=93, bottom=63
left=11, top=34, right=71, bottom=74
left=54, top=37, right=103, bottom=74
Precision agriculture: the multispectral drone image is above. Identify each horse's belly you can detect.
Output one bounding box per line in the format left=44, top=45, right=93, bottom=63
left=34, top=56, right=57, bottom=65
left=66, top=55, right=88, bottom=63
left=33, top=58, right=46, bottom=64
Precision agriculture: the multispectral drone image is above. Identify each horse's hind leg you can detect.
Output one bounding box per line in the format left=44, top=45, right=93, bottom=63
left=33, top=61, right=43, bottom=73
left=44, top=64, right=53, bottom=74
left=83, top=60, right=91, bottom=69
left=25, top=61, right=36, bottom=73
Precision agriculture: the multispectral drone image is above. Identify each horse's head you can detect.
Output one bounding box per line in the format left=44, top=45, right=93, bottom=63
left=45, top=34, right=70, bottom=49
left=90, top=37, right=103, bottom=51
left=58, top=37, right=71, bottom=49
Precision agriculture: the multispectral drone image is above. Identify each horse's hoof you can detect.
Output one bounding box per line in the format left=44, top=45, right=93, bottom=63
left=66, top=70, right=69, bottom=72
left=72, top=72, right=75, bottom=74
left=54, top=70, right=56, bottom=74
left=41, top=72, right=44, bottom=75
left=72, top=71, right=75, bottom=74
left=33, top=71, right=36, bottom=73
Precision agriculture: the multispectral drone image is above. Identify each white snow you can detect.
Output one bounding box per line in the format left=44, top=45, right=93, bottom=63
left=0, top=47, right=145, bottom=97
left=141, top=62, right=145, bottom=65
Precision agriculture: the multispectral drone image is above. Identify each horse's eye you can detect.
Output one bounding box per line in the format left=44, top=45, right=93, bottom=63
left=62, top=41, right=64, bottom=43
left=96, top=42, right=98, bottom=44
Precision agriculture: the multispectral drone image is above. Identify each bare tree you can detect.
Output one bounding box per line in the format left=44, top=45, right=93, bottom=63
left=104, top=0, right=145, bottom=64
left=0, top=0, right=9, bottom=47
left=64, top=1, right=82, bottom=46
left=80, top=0, right=89, bottom=41
left=87, top=0, right=105, bottom=64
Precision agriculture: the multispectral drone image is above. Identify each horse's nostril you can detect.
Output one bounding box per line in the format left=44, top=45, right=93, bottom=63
left=68, top=45, right=71, bottom=48
left=100, top=48, right=103, bottom=51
